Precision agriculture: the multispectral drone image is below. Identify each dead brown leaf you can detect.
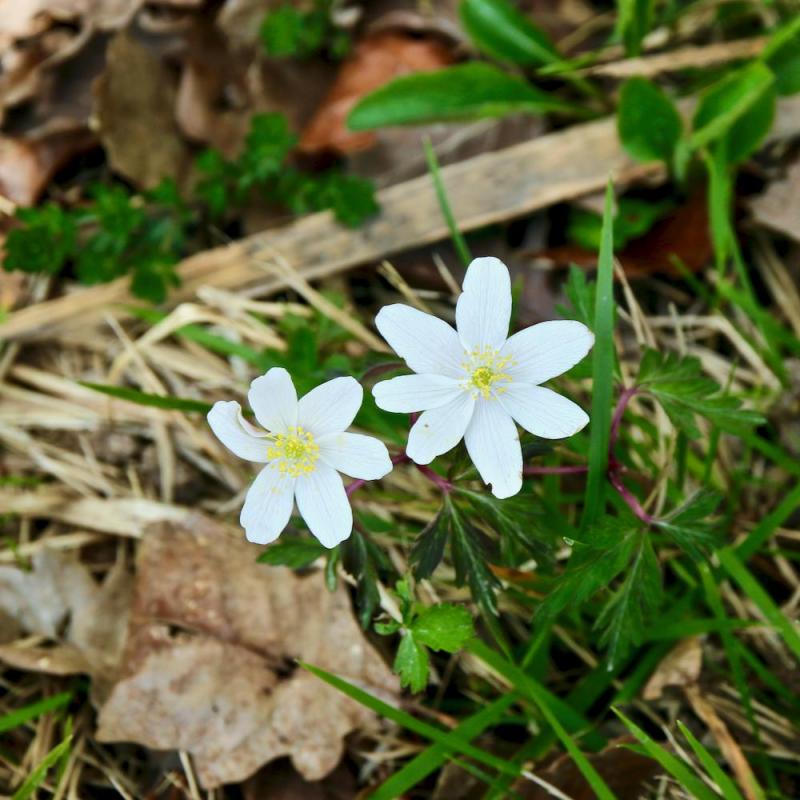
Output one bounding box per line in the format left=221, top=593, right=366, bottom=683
left=515, top=737, right=661, bottom=799
left=93, top=32, right=193, bottom=190
left=643, top=636, right=703, bottom=700
left=0, top=549, right=133, bottom=695
left=96, top=515, right=397, bottom=788
left=750, top=158, right=800, bottom=244
left=537, top=189, right=713, bottom=277
left=299, top=31, right=455, bottom=156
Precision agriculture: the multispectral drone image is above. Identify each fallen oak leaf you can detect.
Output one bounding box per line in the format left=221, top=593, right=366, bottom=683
left=95, top=514, right=398, bottom=788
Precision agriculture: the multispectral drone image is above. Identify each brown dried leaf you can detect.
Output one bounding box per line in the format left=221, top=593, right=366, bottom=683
left=515, top=737, right=661, bottom=799
left=93, top=32, right=192, bottom=190
left=750, top=158, right=800, bottom=243
left=0, top=549, right=133, bottom=691
left=96, top=515, right=397, bottom=788
left=0, top=126, right=95, bottom=205
left=299, top=31, right=455, bottom=156
left=643, top=636, right=703, bottom=700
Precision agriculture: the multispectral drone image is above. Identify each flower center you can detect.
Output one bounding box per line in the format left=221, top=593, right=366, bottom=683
left=463, top=347, right=513, bottom=399
left=267, top=426, right=319, bottom=477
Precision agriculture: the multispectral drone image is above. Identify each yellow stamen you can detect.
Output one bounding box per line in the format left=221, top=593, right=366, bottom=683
left=267, top=425, right=320, bottom=477
left=462, top=347, right=514, bottom=399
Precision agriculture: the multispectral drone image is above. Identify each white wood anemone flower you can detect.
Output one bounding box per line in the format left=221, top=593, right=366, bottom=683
left=208, top=368, right=392, bottom=548
left=372, top=257, right=594, bottom=499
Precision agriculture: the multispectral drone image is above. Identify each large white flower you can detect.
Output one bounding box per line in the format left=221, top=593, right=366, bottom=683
left=208, top=368, right=392, bottom=547
left=372, top=257, right=594, bottom=499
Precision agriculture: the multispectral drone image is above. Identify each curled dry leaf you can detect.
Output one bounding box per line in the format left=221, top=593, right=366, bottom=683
left=95, top=514, right=398, bottom=788
left=299, top=31, right=455, bottom=156
left=643, top=635, right=703, bottom=700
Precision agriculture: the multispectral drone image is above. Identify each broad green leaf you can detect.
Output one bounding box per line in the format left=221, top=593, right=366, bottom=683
left=256, top=537, right=326, bottom=568
left=459, top=0, right=559, bottom=66
left=412, top=604, right=474, bottom=652
left=617, top=78, right=682, bottom=164
left=762, top=16, right=800, bottom=96
left=616, top=0, right=654, bottom=56
left=568, top=197, right=674, bottom=251
left=690, top=63, right=775, bottom=155
left=395, top=633, right=430, bottom=693
left=348, top=63, right=577, bottom=131
left=80, top=382, right=212, bottom=414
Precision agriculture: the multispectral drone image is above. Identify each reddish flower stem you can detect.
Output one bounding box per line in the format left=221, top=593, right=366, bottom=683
left=414, top=463, right=454, bottom=493
left=609, top=385, right=639, bottom=451
left=608, top=469, right=655, bottom=525
left=523, top=464, right=589, bottom=476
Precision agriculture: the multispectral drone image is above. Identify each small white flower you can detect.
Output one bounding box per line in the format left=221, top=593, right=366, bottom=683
left=208, top=368, right=392, bottom=547
left=372, top=257, right=594, bottom=499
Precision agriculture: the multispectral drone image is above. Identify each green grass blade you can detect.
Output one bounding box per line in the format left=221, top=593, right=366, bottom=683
left=718, top=548, right=800, bottom=663
left=581, top=179, right=616, bottom=531
left=12, top=733, right=72, bottom=800
left=80, top=382, right=212, bottom=414
left=735, top=480, right=800, bottom=560
left=423, top=138, right=472, bottom=267
left=0, top=691, right=72, bottom=735
left=467, top=640, right=616, bottom=800
left=676, top=721, right=749, bottom=800
left=613, top=709, right=719, bottom=800
left=301, top=662, right=519, bottom=779
left=371, top=693, right=517, bottom=800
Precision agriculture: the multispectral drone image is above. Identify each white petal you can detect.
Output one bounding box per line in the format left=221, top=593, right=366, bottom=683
left=298, top=376, right=363, bottom=437
left=240, top=465, right=296, bottom=544
left=502, top=320, right=594, bottom=385
left=318, top=432, right=392, bottom=480
left=372, top=373, right=462, bottom=413
left=208, top=401, right=268, bottom=462
left=295, top=464, right=353, bottom=548
left=249, top=368, right=297, bottom=433
left=455, top=257, right=512, bottom=351
left=406, top=392, right=475, bottom=465
left=500, top=384, right=589, bottom=439
left=375, top=304, right=464, bottom=378
left=464, top=400, right=522, bottom=499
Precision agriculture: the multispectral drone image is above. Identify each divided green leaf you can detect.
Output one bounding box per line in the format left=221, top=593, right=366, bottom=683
left=655, top=490, right=722, bottom=561
left=394, top=633, right=430, bottom=693
left=637, top=348, right=764, bottom=438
